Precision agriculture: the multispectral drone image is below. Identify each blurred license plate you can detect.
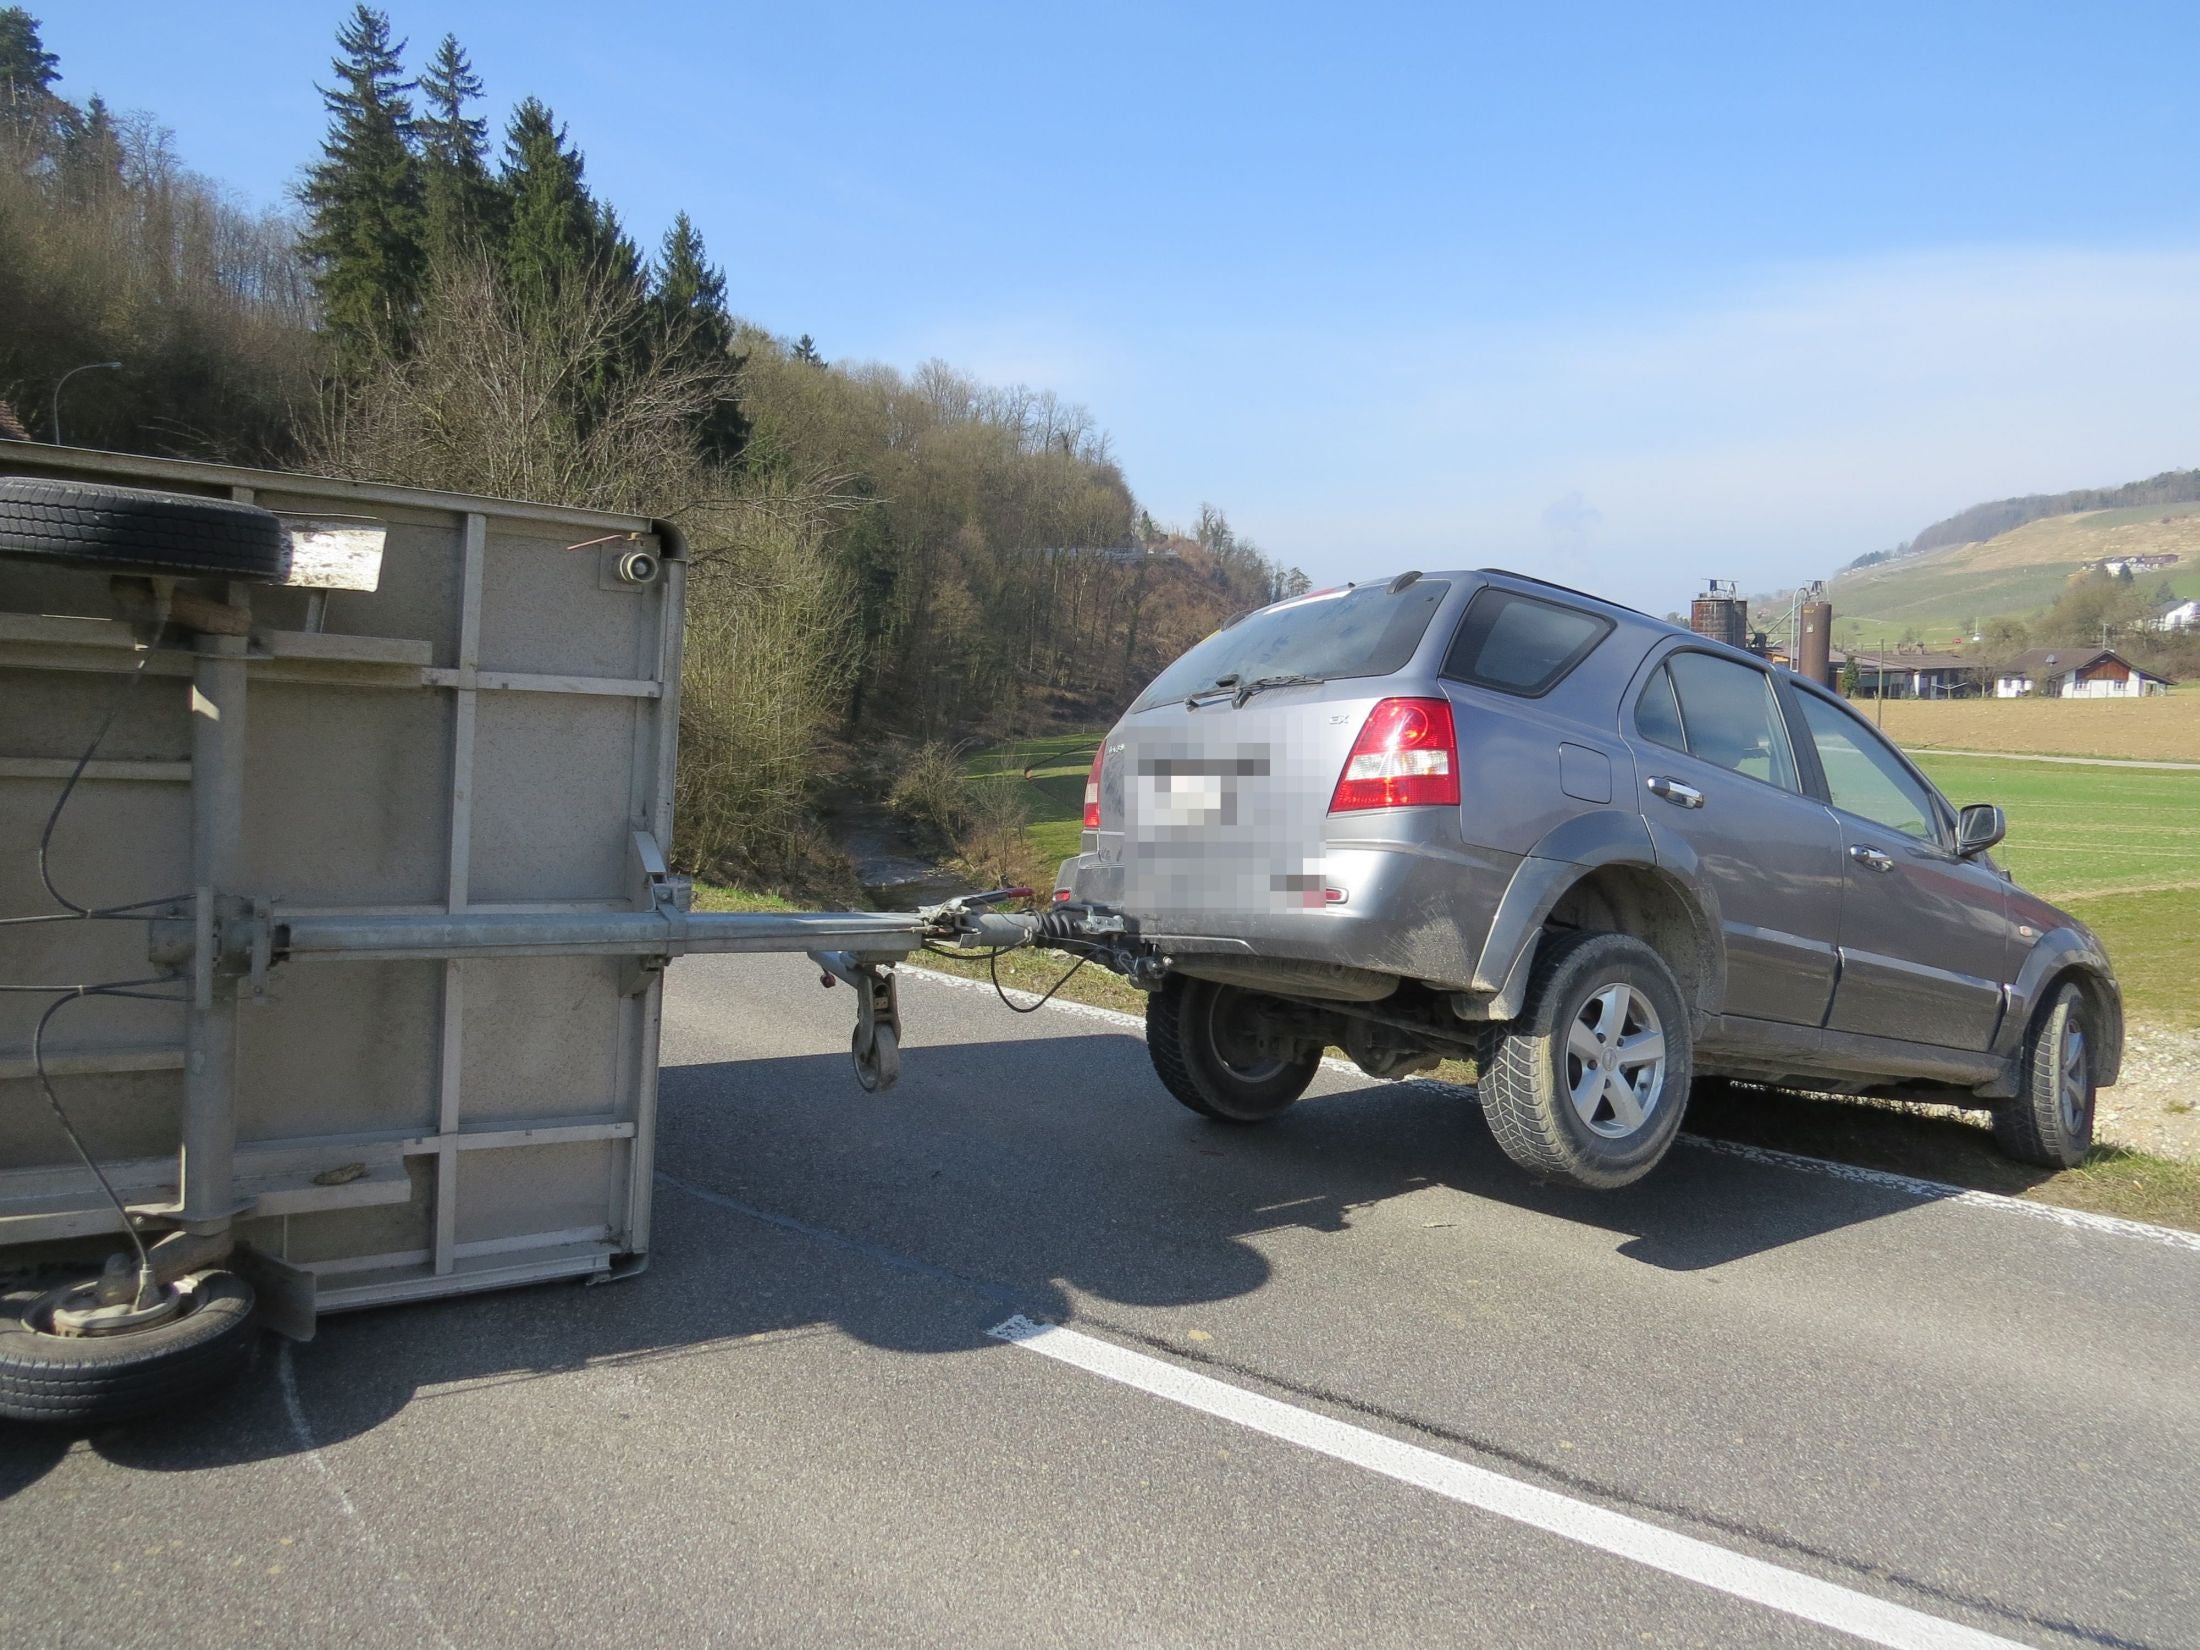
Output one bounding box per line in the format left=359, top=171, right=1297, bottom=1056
left=1153, top=772, right=1227, bottom=827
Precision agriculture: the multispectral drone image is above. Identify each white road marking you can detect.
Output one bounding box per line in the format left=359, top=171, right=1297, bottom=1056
left=279, top=1342, right=457, bottom=1650
left=989, top=1315, right=2031, bottom=1650
left=903, top=965, right=2200, bottom=1254
left=1687, top=1136, right=2200, bottom=1254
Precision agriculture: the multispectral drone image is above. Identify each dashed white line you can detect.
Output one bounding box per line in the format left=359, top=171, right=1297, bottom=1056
left=989, top=1315, right=2033, bottom=1650
left=903, top=964, right=2200, bottom=1254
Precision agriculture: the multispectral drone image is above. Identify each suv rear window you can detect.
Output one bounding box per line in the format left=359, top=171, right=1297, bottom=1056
left=1441, top=588, right=1613, bottom=696
left=1131, top=580, right=1452, bottom=711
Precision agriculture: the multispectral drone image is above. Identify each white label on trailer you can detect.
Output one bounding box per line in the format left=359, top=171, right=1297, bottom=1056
left=280, top=518, right=387, bottom=590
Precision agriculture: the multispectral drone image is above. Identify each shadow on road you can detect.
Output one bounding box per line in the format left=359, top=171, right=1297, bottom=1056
left=0, top=1027, right=2026, bottom=1487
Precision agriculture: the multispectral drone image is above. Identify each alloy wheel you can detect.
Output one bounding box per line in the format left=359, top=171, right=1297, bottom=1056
left=1565, top=983, right=1667, bottom=1139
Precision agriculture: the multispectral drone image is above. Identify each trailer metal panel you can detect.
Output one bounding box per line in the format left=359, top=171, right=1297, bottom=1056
left=0, top=449, right=685, bottom=1303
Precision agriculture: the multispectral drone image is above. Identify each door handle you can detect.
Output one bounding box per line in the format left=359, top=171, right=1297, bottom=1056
left=1848, top=844, right=1896, bottom=872
left=1645, top=776, right=1704, bottom=809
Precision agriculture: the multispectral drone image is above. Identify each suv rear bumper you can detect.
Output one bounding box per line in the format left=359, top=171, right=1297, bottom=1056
left=1054, top=833, right=1520, bottom=994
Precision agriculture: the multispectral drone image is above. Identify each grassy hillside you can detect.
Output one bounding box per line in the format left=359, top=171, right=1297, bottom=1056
left=1828, top=506, right=2200, bottom=649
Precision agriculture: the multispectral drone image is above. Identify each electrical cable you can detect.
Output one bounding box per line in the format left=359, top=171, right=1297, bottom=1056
left=27, top=985, right=186, bottom=1309
left=5, top=619, right=188, bottom=1311
left=1, top=640, right=191, bottom=926
left=988, top=946, right=1088, bottom=1014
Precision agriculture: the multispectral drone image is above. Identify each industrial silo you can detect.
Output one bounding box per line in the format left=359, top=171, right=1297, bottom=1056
left=1690, top=581, right=1748, bottom=650
left=1799, top=598, right=1834, bottom=687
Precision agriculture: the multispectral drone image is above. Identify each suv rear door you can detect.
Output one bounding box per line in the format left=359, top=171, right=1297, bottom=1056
left=1785, top=684, right=2010, bottom=1051
left=1624, top=645, right=1845, bottom=1027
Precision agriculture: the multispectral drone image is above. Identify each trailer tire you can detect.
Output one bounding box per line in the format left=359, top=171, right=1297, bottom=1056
left=0, top=478, right=289, bottom=581
left=1479, top=930, right=1692, bottom=1189
left=0, top=1270, right=259, bottom=1425
left=1146, top=975, right=1319, bottom=1123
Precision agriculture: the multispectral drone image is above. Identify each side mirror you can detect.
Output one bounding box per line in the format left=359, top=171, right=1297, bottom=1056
left=1957, top=803, right=2006, bottom=857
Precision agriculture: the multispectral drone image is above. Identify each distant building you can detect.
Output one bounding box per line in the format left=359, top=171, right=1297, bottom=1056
left=0, top=400, right=29, bottom=442
left=2150, top=598, right=2199, bottom=633
left=1993, top=647, right=2170, bottom=698
left=2077, top=552, right=2181, bottom=575
left=1841, top=648, right=1977, bottom=699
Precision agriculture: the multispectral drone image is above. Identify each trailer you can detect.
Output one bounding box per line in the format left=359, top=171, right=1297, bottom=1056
left=0, top=449, right=1072, bottom=1421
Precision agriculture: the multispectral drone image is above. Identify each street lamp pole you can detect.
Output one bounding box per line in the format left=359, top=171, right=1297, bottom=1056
left=51, top=360, right=122, bottom=447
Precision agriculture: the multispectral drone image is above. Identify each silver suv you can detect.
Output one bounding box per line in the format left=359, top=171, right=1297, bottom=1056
left=1055, top=569, right=2121, bottom=1188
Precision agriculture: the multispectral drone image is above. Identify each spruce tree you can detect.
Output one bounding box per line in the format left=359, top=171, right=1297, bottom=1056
left=591, top=197, right=647, bottom=297
left=417, top=33, right=496, bottom=259
left=298, top=5, right=426, bottom=367
left=651, top=211, right=747, bottom=462
left=498, top=97, right=603, bottom=303
left=58, top=91, right=121, bottom=205
left=652, top=212, right=731, bottom=355
left=0, top=6, right=65, bottom=160
left=497, top=97, right=654, bottom=438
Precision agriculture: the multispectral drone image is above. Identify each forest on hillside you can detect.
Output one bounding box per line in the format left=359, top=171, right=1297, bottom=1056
left=0, top=6, right=1306, bottom=884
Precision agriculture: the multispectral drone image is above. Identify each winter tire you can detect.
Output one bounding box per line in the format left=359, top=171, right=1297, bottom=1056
left=0, top=1269, right=259, bottom=1425
left=1146, top=975, right=1320, bottom=1123
left=1993, top=982, right=2096, bottom=1169
left=1480, top=930, right=1693, bottom=1189
left=0, top=478, right=289, bottom=581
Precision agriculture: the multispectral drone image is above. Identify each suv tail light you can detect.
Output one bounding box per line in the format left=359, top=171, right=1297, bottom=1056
left=1083, top=744, right=1104, bottom=828
left=1330, top=697, right=1460, bottom=812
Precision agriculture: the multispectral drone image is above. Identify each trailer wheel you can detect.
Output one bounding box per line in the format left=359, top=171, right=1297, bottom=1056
left=1479, top=931, right=1692, bottom=1189
left=1146, top=976, right=1319, bottom=1122
left=0, top=478, right=289, bottom=581
left=0, top=1270, right=259, bottom=1425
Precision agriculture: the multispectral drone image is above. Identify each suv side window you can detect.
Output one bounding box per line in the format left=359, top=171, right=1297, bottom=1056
left=1653, top=652, right=1802, bottom=792
left=1441, top=589, right=1614, bottom=697
left=1794, top=691, right=1940, bottom=840
left=1635, top=665, right=1686, bottom=750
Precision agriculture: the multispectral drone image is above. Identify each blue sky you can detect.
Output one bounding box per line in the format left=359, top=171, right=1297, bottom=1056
left=44, top=2, right=2200, bottom=612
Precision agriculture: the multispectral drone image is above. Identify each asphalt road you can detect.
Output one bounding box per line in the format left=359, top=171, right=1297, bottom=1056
left=4, top=955, right=2196, bottom=1649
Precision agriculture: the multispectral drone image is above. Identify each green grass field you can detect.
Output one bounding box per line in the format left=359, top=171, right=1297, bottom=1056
left=965, top=731, right=1103, bottom=874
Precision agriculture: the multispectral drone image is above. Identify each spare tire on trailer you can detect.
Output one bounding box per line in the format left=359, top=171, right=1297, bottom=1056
left=0, top=477, right=289, bottom=581
left=0, top=1270, right=259, bottom=1425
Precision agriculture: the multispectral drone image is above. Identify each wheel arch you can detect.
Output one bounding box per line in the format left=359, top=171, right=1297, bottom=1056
left=1996, top=927, right=2123, bottom=1089
left=1474, top=814, right=1724, bottom=1022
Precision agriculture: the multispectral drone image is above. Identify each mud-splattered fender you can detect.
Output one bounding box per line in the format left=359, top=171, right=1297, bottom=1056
left=1471, top=810, right=1724, bottom=1020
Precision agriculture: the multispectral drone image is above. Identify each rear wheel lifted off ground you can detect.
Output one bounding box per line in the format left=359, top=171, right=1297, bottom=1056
left=1994, top=982, right=2096, bottom=1169
left=1146, top=975, right=1321, bottom=1122
left=0, top=1269, right=259, bottom=1425
left=1480, top=931, right=1693, bottom=1189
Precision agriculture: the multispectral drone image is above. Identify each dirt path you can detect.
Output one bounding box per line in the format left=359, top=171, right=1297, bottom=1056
left=1908, top=747, right=2200, bottom=771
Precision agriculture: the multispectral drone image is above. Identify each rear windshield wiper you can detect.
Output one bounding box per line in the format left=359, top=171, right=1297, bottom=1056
left=1184, top=673, right=1241, bottom=708
left=1231, top=672, right=1324, bottom=707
